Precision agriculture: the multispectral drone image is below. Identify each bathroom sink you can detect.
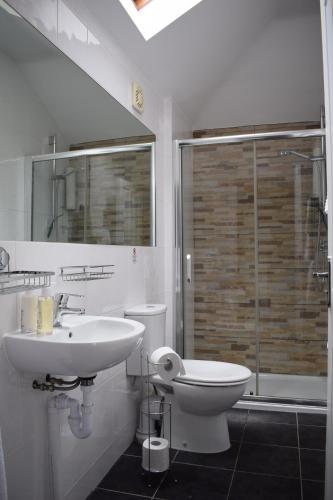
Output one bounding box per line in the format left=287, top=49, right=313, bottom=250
left=3, top=315, right=145, bottom=377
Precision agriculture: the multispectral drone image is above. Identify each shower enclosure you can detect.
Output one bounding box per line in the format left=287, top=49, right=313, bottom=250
left=176, top=124, right=328, bottom=406
left=30, top=142, right=155, bottom=246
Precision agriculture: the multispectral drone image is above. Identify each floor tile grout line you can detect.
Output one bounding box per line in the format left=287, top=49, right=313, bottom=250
left=151, top=447, right=200, bottom=499
left=123, top=450, right=185, bottom=460
left=300, top=446, right=326, bottom=452
left=97, top=486, right=152, bottom=498
left=151, top=470, right=168, bottom=500
left=171, top=449, right=179, bottom=463
left=236, top=468, right=300, bottom=480
left=241, top=440, right=299, bottom=449
left=161, top=450, right=321, bottom=474
left=247, top=420, right=298, bottom=427
left=226, top=409, right=249, bottom=500
left=301, top=478, right=326, bottom=484
left=296, top=412, right=304, bottom=500
left=171, top=460, right=234, bottom=471
left=298, top=423, right=327, bottom=428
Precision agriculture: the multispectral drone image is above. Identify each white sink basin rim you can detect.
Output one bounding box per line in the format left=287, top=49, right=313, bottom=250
left=4, top=315, right=145, bottom=377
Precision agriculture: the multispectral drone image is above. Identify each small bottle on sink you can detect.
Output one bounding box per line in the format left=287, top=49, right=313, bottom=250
left=37, top=287, right=54, bottom=335
left=21, top=290, right=38, bottom=333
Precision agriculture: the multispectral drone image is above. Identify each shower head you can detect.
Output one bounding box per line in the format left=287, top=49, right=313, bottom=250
left=279, top=150, right=325, bottom=162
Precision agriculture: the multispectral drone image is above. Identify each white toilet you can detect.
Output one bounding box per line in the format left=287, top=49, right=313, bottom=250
left=125, top=304, right=251, bottom=454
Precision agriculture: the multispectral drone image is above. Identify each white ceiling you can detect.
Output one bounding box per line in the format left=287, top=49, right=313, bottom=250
left=81, top=0, right=321, bottom=124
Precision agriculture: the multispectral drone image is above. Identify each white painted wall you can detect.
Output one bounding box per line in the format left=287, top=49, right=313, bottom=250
left=194, top=11, right=324, bottom=130
left=153, top=98, right=192, bottom=348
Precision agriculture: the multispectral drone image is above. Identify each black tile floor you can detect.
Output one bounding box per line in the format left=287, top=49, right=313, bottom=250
left=86, top=408, right=326, bottom=500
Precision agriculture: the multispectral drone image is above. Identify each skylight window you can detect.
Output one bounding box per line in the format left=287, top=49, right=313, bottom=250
left=119, top=0, right=203, bottom=40
left=132, top=0, right=152, bottom=10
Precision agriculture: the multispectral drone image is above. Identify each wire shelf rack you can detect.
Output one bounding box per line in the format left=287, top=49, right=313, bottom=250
left=60, top=265, right=115, bottom=282
left=0, top=271, right=54, bottom=295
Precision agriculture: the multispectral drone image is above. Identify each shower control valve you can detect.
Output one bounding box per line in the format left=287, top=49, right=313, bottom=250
left=313, top=272, right=329, bottom=278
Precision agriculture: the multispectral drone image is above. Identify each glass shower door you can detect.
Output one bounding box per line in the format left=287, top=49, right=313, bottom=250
left=181, top=141, right=257, bottom=393
left=256, top=136, right=328, bottom=400
left=180, top=132, right=328, bottom=402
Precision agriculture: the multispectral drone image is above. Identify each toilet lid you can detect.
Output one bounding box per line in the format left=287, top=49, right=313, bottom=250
left=124, top=304, right=167, bottom=316
left=174, top=359, right=252, bottom=386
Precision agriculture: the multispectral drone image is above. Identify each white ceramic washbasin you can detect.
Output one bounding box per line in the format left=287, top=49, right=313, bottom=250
left=3, top=315, right=145, bottom=377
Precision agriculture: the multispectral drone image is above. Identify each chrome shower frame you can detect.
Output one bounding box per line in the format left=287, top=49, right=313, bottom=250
left=175, top=127, right=327, bottom=411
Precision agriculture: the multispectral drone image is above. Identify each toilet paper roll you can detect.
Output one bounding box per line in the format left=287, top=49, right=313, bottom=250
left=142, top=437, right=169, bottom=473
left=150, top=347, right=186, bottom=383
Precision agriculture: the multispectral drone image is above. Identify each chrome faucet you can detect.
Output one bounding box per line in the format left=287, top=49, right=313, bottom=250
left=54, top=293, right=85, bottom=327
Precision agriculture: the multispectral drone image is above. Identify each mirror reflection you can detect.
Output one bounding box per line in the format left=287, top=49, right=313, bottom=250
left=0, top=4, right=155, bottom=246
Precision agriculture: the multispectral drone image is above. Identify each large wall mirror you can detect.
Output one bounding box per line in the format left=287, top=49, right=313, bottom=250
left=0, top=2, right=156, bottom=246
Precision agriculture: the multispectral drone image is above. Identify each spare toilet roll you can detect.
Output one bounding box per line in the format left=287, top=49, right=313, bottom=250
left=150, top=346, right=186, bottom=382
left=142, top=437, right=169, bottom=473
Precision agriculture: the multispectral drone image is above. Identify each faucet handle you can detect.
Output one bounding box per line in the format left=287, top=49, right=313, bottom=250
left=55, top=292, right=84, bottom=298
left=53, top=293, right=85, bottom=326
left=55, top=292, right=84, bottom=307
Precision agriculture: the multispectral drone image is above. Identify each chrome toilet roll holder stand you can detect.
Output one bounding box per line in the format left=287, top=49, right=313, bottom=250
left=150, top=356, right=174, bottom=371
left=141, top=354, right=172, bottom=474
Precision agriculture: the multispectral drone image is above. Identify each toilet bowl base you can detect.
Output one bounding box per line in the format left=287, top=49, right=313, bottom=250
left=162, top=394, right=230, bottom=454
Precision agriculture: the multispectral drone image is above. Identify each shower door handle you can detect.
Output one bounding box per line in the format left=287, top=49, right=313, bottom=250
left=313, top=272, right=329, bottom=278
left=313, top=261, right=331, bottom=307
left=186, top=254, right=192, bottom=284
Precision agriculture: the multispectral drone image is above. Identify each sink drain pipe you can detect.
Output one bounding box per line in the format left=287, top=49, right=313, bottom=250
left=48, top=382, right=94, bottom=500
left=48, top=386, right=94, bottom=438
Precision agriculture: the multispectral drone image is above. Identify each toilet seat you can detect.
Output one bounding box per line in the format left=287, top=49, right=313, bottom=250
left=153, top=359, right=251, bottom=387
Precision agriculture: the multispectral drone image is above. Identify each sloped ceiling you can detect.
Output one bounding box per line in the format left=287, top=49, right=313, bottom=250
left=80, top=0, right=322, bottom=125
